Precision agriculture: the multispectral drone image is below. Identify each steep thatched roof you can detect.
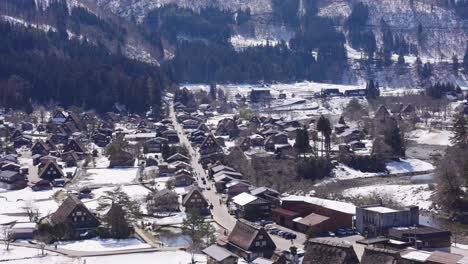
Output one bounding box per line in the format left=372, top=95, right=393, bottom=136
left=303, top=239, right=359, bottom=264
left=361, top=247, right=400, bottom=264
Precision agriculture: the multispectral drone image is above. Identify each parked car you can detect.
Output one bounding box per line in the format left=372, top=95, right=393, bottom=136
left=336, top=228, right=347, bottom=237
left=285, top=233, right=297, bottom=240
left=255, top=220, right=273, bottom=227
left=269, top=228, right=280, bottom=235
left=344, top=228, right=357, bottom=236
left=52, top=178, right=68, bottom=187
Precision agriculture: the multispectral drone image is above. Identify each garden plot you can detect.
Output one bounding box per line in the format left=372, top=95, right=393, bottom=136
left=56, top=238, right=151, bottom=252
left=78, top=168, right=138, bottom=187
left=343, top=184, right=434, bottom=210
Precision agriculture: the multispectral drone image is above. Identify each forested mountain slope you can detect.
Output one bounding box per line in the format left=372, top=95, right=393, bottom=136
left=2, top=0, right=468, bottom=92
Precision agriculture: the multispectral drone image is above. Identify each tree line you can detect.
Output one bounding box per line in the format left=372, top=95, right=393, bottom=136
left=0, top=21, right=169, bottom=114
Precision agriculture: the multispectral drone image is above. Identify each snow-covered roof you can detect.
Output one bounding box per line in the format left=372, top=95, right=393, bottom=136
left=282, top=195, right=356, bottom=215
left=232, top=192, right=257, bottom=206
left=365, top=206, right=398, bottom=214
left=12, top=222, right=36, bottom=229
left=401, top=250, right=431, bottom=262
left=202, top=244, right=238, bottom=261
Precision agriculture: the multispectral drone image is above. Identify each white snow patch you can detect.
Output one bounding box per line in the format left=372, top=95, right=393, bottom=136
left=56, top=238, right=151, bottom=252
left=343, top=184, right=434, bottom=210
left=153, top=212, right=186, bottom=225
left=230, top=35, right=279, bottom=49
left=81, top=251, right=206, bottom=264
left=386, top=158, right=434, bottom=174
left=79, top=168, right=138, bottom=186
left=407, top=129, right=453, bottom=146
left=333, top=164, right=383, bottom=180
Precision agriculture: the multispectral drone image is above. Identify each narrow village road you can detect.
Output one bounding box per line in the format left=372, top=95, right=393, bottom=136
left=169, top=104, right=306, bottom=250
left=169, top=105, right=236, bottom=231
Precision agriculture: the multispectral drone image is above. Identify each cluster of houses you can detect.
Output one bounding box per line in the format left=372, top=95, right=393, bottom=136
left=202, top=200, right=459, bottom=264
left=0, top=109, right=97, bottom=193
left=173, top=95, right=461, bottom=264
left=302, top=237, right=467, bottom=264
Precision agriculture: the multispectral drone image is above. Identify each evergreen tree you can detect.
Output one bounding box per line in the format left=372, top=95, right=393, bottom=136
left=104, top=204, right=132, bottom=239
left=464, top=46, right=468, bottom=72
left=338, top=116, right=346, bottom=125
left=451, top=113, right=467, bottom=147
left=453, top=55, right=459, bottom=74
left=383, top=120, right=405, bottom=157
left=317, top=116, right=332, bottom=158
left=209, top=83, right=217, bottom=101
left=294, top=127, right=310, bottom=154
left=366, top=80, right=380, bottom=99
left=182, top=210, right=213, bottom=264
left=97, top=186, right=142, bottom=222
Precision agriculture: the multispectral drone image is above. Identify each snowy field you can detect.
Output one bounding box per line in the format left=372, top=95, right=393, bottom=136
left=0, top=245, right=60, bottom=262
left=1, top=248, right=207, bottom=264
left=78, top=251, right=206, bottom=264
left=91, top=185, right=151, bottom=201
left=183, top=81, right=424, bottom=99
left=153, top=212, right=186, bottom=225
left=78, top=168, right=138, bottom=186
left=343, top=184, right=434, bottom=210
left=182, top=81, right=425, bottom=120
left=330, top=158, right=434, bottom=183
left=183, top=82, right=365, bottom=99
left=230, top=35, right=279, bottom=50
left=81, top=185, right=151, bottom=212
left=407, top=129, right=453, bottom=146
left=386, top=158, right=434, bottom=174
left=56, top=238, right=151, bottom=252
left=0, top=187, right=60, bottom=224
left=332, top=164, right=383, bottom=180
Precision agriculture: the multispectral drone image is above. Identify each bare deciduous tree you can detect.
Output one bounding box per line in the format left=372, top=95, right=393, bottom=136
left=1, top=225, right=12, bottom=251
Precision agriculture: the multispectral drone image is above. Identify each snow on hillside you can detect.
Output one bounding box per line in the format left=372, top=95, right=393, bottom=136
left=1, top=15, right=57, bottom=32
left=319, top=0, right=468, bottom=58
left=96, top=0, right=272, bottom=22
left=230, top=35, right=280, bottom=50
left=34, top=0, right=83, bottom=12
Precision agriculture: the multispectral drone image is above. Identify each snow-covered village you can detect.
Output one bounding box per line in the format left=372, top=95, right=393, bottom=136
left=0, top=81, right=465, bottom=264
left=1, top=0, right=468, bottom=263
